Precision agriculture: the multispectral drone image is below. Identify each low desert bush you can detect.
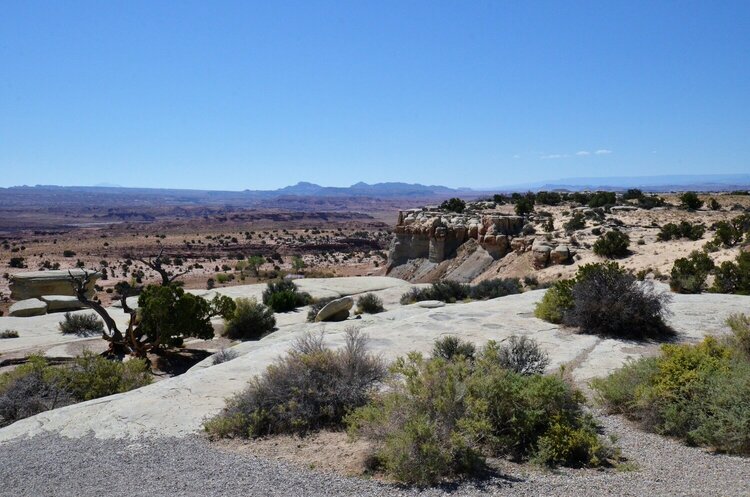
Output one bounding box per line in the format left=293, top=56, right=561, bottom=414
left=564, top=213, right=586, bottom=232
left=212, top=348, right=240, bottom=365
left=593, top=230, right=630, bottom=258
left=469, top=278, right=521, bottom=300
left=535, top=263, right=672, bottom=340
left=432, top=336, right=476, bottom=361
left=712, top=251, right=750, bottom=295
left=205, top=329, right=386, bottom=438
left=533, top=279, right=575, bottom=324
left=494, top=335, right=550, bottom=375
left=0, top=353, right=151, bottom=427
left=565, top=263, right=672, bottom=339
left=0, top=330, right=19, bottom=339
left=356, top=293, right=385, bottom=314
left=347, top=346, right=613, bottom=485
left=224, top=298, right=276, bottom=340
left=657, top=221, right=705, bottom=241
left=712, top=214, right=750, bottom=247
left=400, top=278, right=521, bottom=305
left=669, top=251, right=715, bottom=294
left=593, top=326, right=750, bottom=455
left=679, top=191, right=703, bottom=210
left=58, top=312, right=105, bottom=336
left=440, top=197, right=466, bottom=213
left=261, top=279, right=312, bottom=312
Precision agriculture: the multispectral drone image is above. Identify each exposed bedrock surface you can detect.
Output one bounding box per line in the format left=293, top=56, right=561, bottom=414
left=0, top=278, right=746, bottom=443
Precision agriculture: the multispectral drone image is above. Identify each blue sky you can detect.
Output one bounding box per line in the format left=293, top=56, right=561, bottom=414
left=1, top=1, right=748, bottom=190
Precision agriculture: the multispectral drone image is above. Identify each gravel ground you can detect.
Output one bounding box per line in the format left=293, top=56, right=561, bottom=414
left=1, top=414, right=748, bottom=497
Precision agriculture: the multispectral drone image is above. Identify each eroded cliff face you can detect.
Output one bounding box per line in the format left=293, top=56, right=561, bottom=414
left=387, top=208, right=524, bottom=268
left=386, top=205, right=574, bottom=283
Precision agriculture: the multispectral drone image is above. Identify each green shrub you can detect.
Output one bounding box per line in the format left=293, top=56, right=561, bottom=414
left=0, top=353, right=151, bottom=427
left=708, top=197, right=721, bottom=210
left=593, top=230, right=630, bottom=258
left=439, top=198, right=466, bottom=213
left=535, top=263, right=672, bottom=340
left=670, top=251, right=715, bottom=294
left=137, top=285, right=235, bottom=348
left=622, top=189, right=643, bottom=200
left=564, top=213, right=586, bottom=232
left=61, top=351, right=152, bottom=401
left=587, top=191, right=616, bottom=208
left=58, top=312, right=105, bottom=336
left=9, top=257, right=25, bottom=268
left=514, top=195, right=535, bottom=216
left=593, top=333, right=750, bottom=455
left=347, top=347, right=613, bottom=484
left=494, top=335, right=549, bottom=375
left=205, top=329, right=385, bottom=438
left=637, top=195, right=666, bottom=209
left=712, top=251, right=750, bottom=295
left=469, top=278, right=521, bottom=300
left=712, top=214, right=750, bottom=247
left=432, top=336, right=476, bottom=361
left=534, top=279, right=575, bottom=324
left=212, top=348, right=240, bottom=365
left=356, top=293, right=385, bottom=314
left=727, top=314, right=750, bottom=359
left=566, top=262, right=672, bottom=339
left=400, top=279, right=521, bottom=305
left=657, top=221, right=705, bottom=241
left=261, top=279, right=312, bottom=312
left=224, top=298, right=276, bottom=340
left=679, top=191, right=704, bottom=210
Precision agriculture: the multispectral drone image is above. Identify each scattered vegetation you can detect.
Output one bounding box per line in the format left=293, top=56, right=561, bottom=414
left=439, top=197, right=466, bottom=213
left=712, top=251, right=750, bottom=295
left=347, top=341, right=614, bottom=485
left=59, top=312, right=105, bottom=336
left=223, top=298, right=276, bottom=340
left=593, top=230, right=630, bottom=258
left=535, top=262, right=672, bottom=340
left=670, top=251, right=714, bottom=294
left=205, top=329, right=386, bottom=438
left=400, top=278, right=521, bottom=305
left=261, top=279, right=313, bottom=313
left=356, top=293, right=385, bottom=314
left=657, top=221, right=705, bottom=241
left=712, top=214, right=750, bottom=247
left=593, top=315, right=750, bottom=455
left=563, top=212, right=586, bottom=233
left=432, top=336, right=476, bottom=361
left=679, top=191, right=704, bottom=210
left=0, top=353, right=151, bottom=427
left=495, top=335, right=550, bottom=375
left=212, top=348, right=240, bottom=365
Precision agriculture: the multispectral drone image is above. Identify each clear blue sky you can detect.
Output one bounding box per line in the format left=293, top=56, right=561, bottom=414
left=1, top=1, right=748, bottom=190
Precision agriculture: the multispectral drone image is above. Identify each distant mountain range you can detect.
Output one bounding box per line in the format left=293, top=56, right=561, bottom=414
left=4, top=175, right=750, bottom=205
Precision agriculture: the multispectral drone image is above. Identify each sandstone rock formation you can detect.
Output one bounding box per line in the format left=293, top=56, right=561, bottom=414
left=315, top=296, right=353, bottom=322
left=9, top=298, right=48, bottom=317
left=40, top=295, right=87, bottom=313
left=387, top=205, right=574, bottom=278
left=388, top=208, right=524, bottom=269
left=9, top=269, right=100, bottom=301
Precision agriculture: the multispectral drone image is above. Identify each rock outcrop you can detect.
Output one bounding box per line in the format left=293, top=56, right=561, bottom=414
left=9, top=269, right=100, bottom=301
left=388, top=208, right=524, bottom=269
left=9, top=298, right=49, bottom=317
left=315, top=296, right=354, bottom=322
left=387, top=206, right=574, bottom=277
